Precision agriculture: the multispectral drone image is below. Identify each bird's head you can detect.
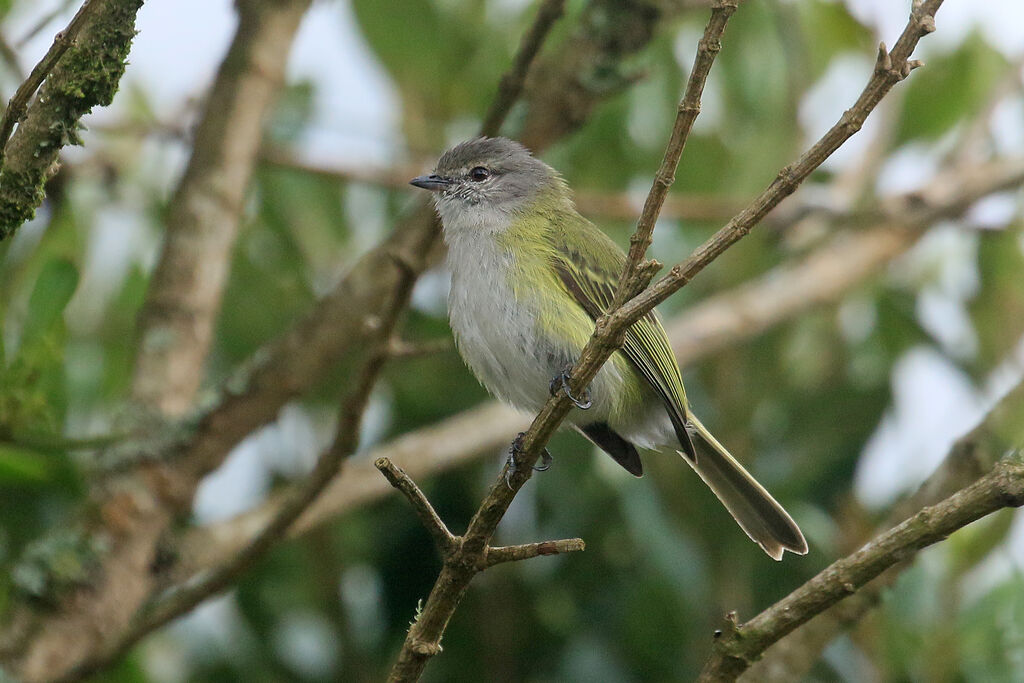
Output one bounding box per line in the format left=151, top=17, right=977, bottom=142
left=411, top=137, right=563, bottom=229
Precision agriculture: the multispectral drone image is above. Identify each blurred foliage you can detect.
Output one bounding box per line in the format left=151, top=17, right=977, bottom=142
left=1, top=0, right=1023, bottom=681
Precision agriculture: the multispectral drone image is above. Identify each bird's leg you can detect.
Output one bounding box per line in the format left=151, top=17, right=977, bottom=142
left=549, top=363, right=592, bottom=410
left=506, top=431, right=554, bottom=488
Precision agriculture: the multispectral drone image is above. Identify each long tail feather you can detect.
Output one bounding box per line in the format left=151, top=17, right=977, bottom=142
left=682, top=415, right=807, bottom=560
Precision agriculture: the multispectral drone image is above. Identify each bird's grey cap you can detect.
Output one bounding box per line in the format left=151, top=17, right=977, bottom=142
left=434, top=137, right=533, bottom=175
left=409, top=137, right=557, bottom=206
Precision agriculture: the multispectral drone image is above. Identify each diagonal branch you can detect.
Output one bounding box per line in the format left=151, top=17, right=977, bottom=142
left=699, top=457, right=1024, bottom=682
left=612, top=0, right=737, bottom=308
left=742, top=373, right=1024, bottom=681
left=376, top=457, right=458, bottom=555
left=480, top=0, right=566, bottom=137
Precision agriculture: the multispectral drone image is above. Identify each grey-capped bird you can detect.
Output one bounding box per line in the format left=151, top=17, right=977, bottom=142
left=411, top=137, right=807, bottom=560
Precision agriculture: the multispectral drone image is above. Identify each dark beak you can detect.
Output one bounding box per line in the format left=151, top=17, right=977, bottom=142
left=410, top=174, right=453, bottom=192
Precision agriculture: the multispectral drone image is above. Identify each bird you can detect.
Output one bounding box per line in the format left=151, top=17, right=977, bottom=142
left=410, top=136, right=807, bottom=560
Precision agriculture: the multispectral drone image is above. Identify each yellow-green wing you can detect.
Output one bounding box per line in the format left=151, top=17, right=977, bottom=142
left=546, top=217, right=696, bottom=458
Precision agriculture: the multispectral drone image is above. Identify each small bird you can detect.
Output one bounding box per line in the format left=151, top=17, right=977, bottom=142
left=411, top=137, right=807, bottom=560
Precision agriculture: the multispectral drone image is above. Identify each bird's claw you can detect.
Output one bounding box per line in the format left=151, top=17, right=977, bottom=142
left=505, top=432, right=554, bottom=489
left=549, top=364, right=592, bottom=410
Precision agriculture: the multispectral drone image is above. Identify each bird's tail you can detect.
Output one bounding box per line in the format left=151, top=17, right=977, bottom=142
left=680, top=415, right=807, bottom=560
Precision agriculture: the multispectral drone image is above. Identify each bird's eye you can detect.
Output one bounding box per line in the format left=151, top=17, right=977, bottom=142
left=469, top=166, right=490, bottom=182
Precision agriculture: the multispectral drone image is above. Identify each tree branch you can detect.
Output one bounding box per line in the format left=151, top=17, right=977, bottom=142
left=741, top=373, right=1024, bottom=681
left=132, top=0, right=313, bottom=416
left=0, top=0, right=143, bottom=240
left=376, top=458, right=458, bottom=555
left=699, top=457, right=1024, bottom=682
left=484, top=539, right=586, bottom=567
left=613, top=0, right=737, bottom=308
left=479, top=0, right=566, bottom=137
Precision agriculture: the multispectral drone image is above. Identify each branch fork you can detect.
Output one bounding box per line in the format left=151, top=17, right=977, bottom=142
left=376, top=457, right=584, bottom=570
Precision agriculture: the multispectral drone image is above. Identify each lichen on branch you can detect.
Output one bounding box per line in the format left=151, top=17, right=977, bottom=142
left=0, top=0, right=144, bottom=240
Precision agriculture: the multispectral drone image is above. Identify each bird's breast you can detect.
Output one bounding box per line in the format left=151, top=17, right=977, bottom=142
left=445, top=235, right=560, bottom=412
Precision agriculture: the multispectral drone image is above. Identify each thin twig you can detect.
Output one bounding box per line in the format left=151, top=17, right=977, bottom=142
left=484, top=539, right=585, bottom=567
left=387, top=337, right=454, bottom=359
left=376, top=458, right=458, bottom=554
left=479, top=0, right=566, bottom=137
left=0, top=0, right=97, bottom=162
left=698, top=457, right=1024, bottom=682
left=605, top=4, right=940, bottom=337
left=15, top=0, right=81, bottom=49
left=612, top=0, right=739, bottom=308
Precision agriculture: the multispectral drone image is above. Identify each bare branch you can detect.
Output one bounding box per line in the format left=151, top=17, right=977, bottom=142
left=607, top=2, right=943, bottom=336
left=0, top=0, right=143, bottom=240
left=698, top=456, right=1024, bottom=682
left=484, top=539, right=585, bottom=567
left=743, top=379, right=1024, bottom=681
left=376, top=458, right=458, bottom=555
left=480, top=0, right=566, bottom=136
left=613, top=0, right=738, bottom=308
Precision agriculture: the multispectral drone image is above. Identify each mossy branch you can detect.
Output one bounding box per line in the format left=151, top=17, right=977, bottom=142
left=0, top=0, right=144, bottom=240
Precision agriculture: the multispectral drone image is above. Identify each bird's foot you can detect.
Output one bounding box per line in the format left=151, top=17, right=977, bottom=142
left=505, top=432, right=554, bottom=489
left=549, top=363, right=592, bottom=410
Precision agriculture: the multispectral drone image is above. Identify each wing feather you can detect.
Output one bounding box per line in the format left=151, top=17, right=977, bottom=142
left=546, top=218, right=696, bottom=458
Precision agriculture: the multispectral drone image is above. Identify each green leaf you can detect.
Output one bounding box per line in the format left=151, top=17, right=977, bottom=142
left=895, top=32, right=1008, bottom=144
left=20, top=259, right=79, bottom=348
left=0, top=444, right=54, bottom=484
